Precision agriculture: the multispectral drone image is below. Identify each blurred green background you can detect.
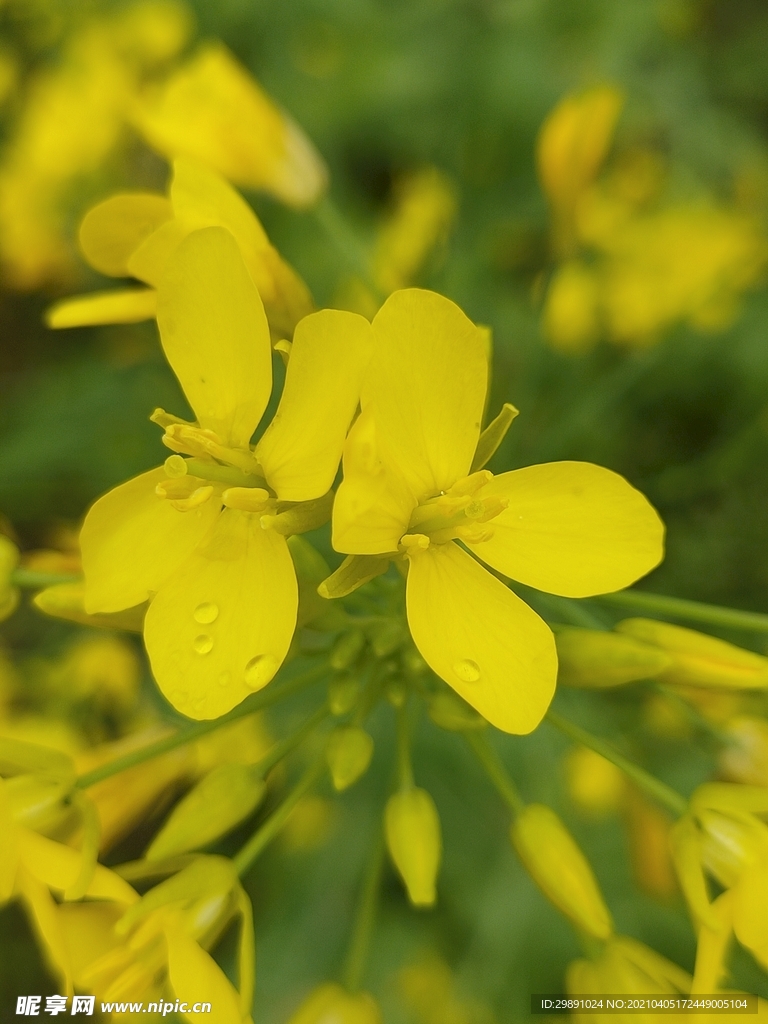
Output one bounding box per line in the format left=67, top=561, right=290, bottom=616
left=3, top=0, right=768, bottom=1020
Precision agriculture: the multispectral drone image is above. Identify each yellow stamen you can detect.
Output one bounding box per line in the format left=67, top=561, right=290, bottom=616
left=170, top=486, right=214, bottom=512
left=222, top=487, right=272, bottom=513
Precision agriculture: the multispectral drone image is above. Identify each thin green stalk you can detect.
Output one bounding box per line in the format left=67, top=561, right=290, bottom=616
left=394, top=700, right=414, bottom=791
left=650, top=683, right=734, bottom=746
left=545, top=710, right=687, bottom=816
left=313, top=196, right=382, bottom=299
left=464, top=730, right=525, bottom=814
left=11, top=568, right=81, bottom=588
left=342, top=828, right=386, bottom=992
left=596, top=590, right=768, bottom=634
left=75, top=665, right=327, bottom=789
left=233, top=754, right=326, bottom=875
left=257, top=702, right=331, bottom=776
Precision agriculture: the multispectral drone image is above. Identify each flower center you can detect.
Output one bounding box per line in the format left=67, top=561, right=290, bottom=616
left=399, top=470, right=508, bottom=553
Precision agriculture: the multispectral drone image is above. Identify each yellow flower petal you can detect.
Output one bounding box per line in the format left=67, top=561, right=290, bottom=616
left=405, top=542, right=557, bottom=734
left=133, top=42, right=327, bottom=208
left=332, top=410, right=415, bottom=554
left=170, top=158, right=313, bottom=335
left=467, top=461, right=664, bottom=597
left=165, top=920, right=243, bottom=1024
left=732, top=856, right=768, bottom=967
left=16, top=865, right=72, bottom=991
left=19, top=829, right=138, bottom=903
left=81, top=467, right=221, bottom=614
left=78, top=193, right=173, bottom=277
left=368, top=289, right=488, bottom=501
left=257, top=309, right=372, bottom=500
left=157, top=225, right=272, bottom=448
left=144, top=509, right=297, bottom=720
left=45, top=288, right=157, bottom=329
left=58, top=902, right=125, bottom=988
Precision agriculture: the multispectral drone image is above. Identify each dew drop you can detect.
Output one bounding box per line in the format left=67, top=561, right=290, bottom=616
left=193, top=634, right=214, bottom=655
left=217, top=671, right=231, bottom=688
left=244, top=653, right=279, bottom=690
left=454, top=658, right=481, bottom=683
left=194, top=601, right=219, bottom=624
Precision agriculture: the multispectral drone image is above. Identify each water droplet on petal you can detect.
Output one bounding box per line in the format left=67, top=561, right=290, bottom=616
left=244, top=653, right=279, bottom=690
left=194, top=602, right=219, bottom=624
left=217, top=671, right=231, bottom=688
left=194, top=634, right=214, bottom=655
left=454, top=658, right=481, bottom=683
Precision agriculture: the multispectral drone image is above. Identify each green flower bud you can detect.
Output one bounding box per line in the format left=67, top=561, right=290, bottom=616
left=326, top=726, right=374, bottom=791
left=385, top=787, right=442, bottom=907
left=510, top=803, right=613, bottom=939
left=555, top=627, right=672, bottom=688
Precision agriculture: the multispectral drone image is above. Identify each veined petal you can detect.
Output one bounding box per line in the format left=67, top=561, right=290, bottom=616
left=46, top=288, right=158, bottom=329
left=156, top=226, right=272, bottom=448
left=332, top=411, right=414, bottom=554
left=468, top=461, right=664, bottom=597
left=405, top=542, right=557, bottom=734
left=165, top=921, right=243, bottom=1024
left=257, top=309, right=373, bottom=500
left=81, top=468, right=221, bottom=614
left=144, top=509, right=298, bottom=720
left=78, top=193, right=173, bottom=277
left=368, top=289, right=488, bottom=500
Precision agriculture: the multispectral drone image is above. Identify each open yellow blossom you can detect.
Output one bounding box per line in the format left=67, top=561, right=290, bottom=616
left=47, top=157, right=313, bottom=339
left=1, top=775, right=137, bottom=993
left=327, top=288, right=664, bottom=733
left=131, top=41, right=328, bottom=208
left=671, top=782, right=768, bottom=968
left=59, top=856, right=254, bottom=1023
left=80, top=225, right=371, bottom=719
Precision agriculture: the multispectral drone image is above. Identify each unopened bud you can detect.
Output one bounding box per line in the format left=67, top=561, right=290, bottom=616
left=616, top=619, right=768, bottom=689
left=555, top=627, right=672, bottom=688
left=328, top=674, right=361, bottom=716
left=326, top=726, right=374, bottom=792
left=385, top=788, right=442, bottom=907
left=428, top=691, right=486, bottom=732
left=330, top=629, right=366, bottom=671
left=510, top=804, right=613, bottom=939
left=287, top=982, right=382, bottom=1024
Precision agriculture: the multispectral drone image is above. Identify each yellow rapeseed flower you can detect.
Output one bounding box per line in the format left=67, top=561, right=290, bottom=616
left=80, top=226, right=371, bottom=719
left=327, top=288, right=664, bottom=733
left=131, top=41, right=328, bottom=208
left=47, top=157, right=313, bottom=339
left=60, top=856, right=254, bottom=1022
left=286, top=982, right=381, bottom=1024
left=565, top=747, right=626, bottom=817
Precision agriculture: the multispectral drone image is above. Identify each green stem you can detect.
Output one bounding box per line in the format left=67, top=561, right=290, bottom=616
left=596, top=590, right=768, bottom=634
left=342, top=828, right=386, bottom=992
left=11, top=568, right=81, bottom=588
left=464, top=730, right=525, bottom=814
left=313, top=196, right=382, bottom=298
left=74, top=666, right=327, bottom=789
left=257, top=702, right=330, bottom=776
left=545, top=710, right=687, bottom=817
left=233, top=754, right=326, bottom=876
left=395, top=700, right=414, bottom=790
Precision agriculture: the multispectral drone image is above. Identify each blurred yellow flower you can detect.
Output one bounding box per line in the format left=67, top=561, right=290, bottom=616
left=80, top=226, right=371, bottom=719
left=132, top=41, right=327, bottom=208
left=47, top=157, right=313, bottom=339
left=720, top=717, right=768, bottom=787
left=398, top=956, right=496, bottom=1024
left=564, top=746, right=626, bottom=816
left=286, top=982, right=381, bottom=1024
left=328, top=288, right=664, bottom=733
left=0, top=534, right=20, bottom=622
left=60, top=855, right=254, bottom=1022
left=0, top=0, right=191, bottom=289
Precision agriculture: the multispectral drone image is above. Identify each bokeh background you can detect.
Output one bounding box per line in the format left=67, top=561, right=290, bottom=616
left=3, top=0, right=768, bottom=1020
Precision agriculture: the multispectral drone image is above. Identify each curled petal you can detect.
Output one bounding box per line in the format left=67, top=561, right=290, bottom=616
left=81, top=468, right=220, bottom=614
left=406, top=542, right=557, bottom=734
left=144, top=509, right=297, bottom=720
left=46, top=288, right=157, bottom=329
left=78, top=193, right=172, bottom=277
left=468, top=461, right=664, bottom=597
left=165, top=921, right=243, bottom=1024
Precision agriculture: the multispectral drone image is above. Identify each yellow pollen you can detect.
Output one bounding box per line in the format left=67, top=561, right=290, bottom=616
left=400, top=533, right=431, bottom=553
